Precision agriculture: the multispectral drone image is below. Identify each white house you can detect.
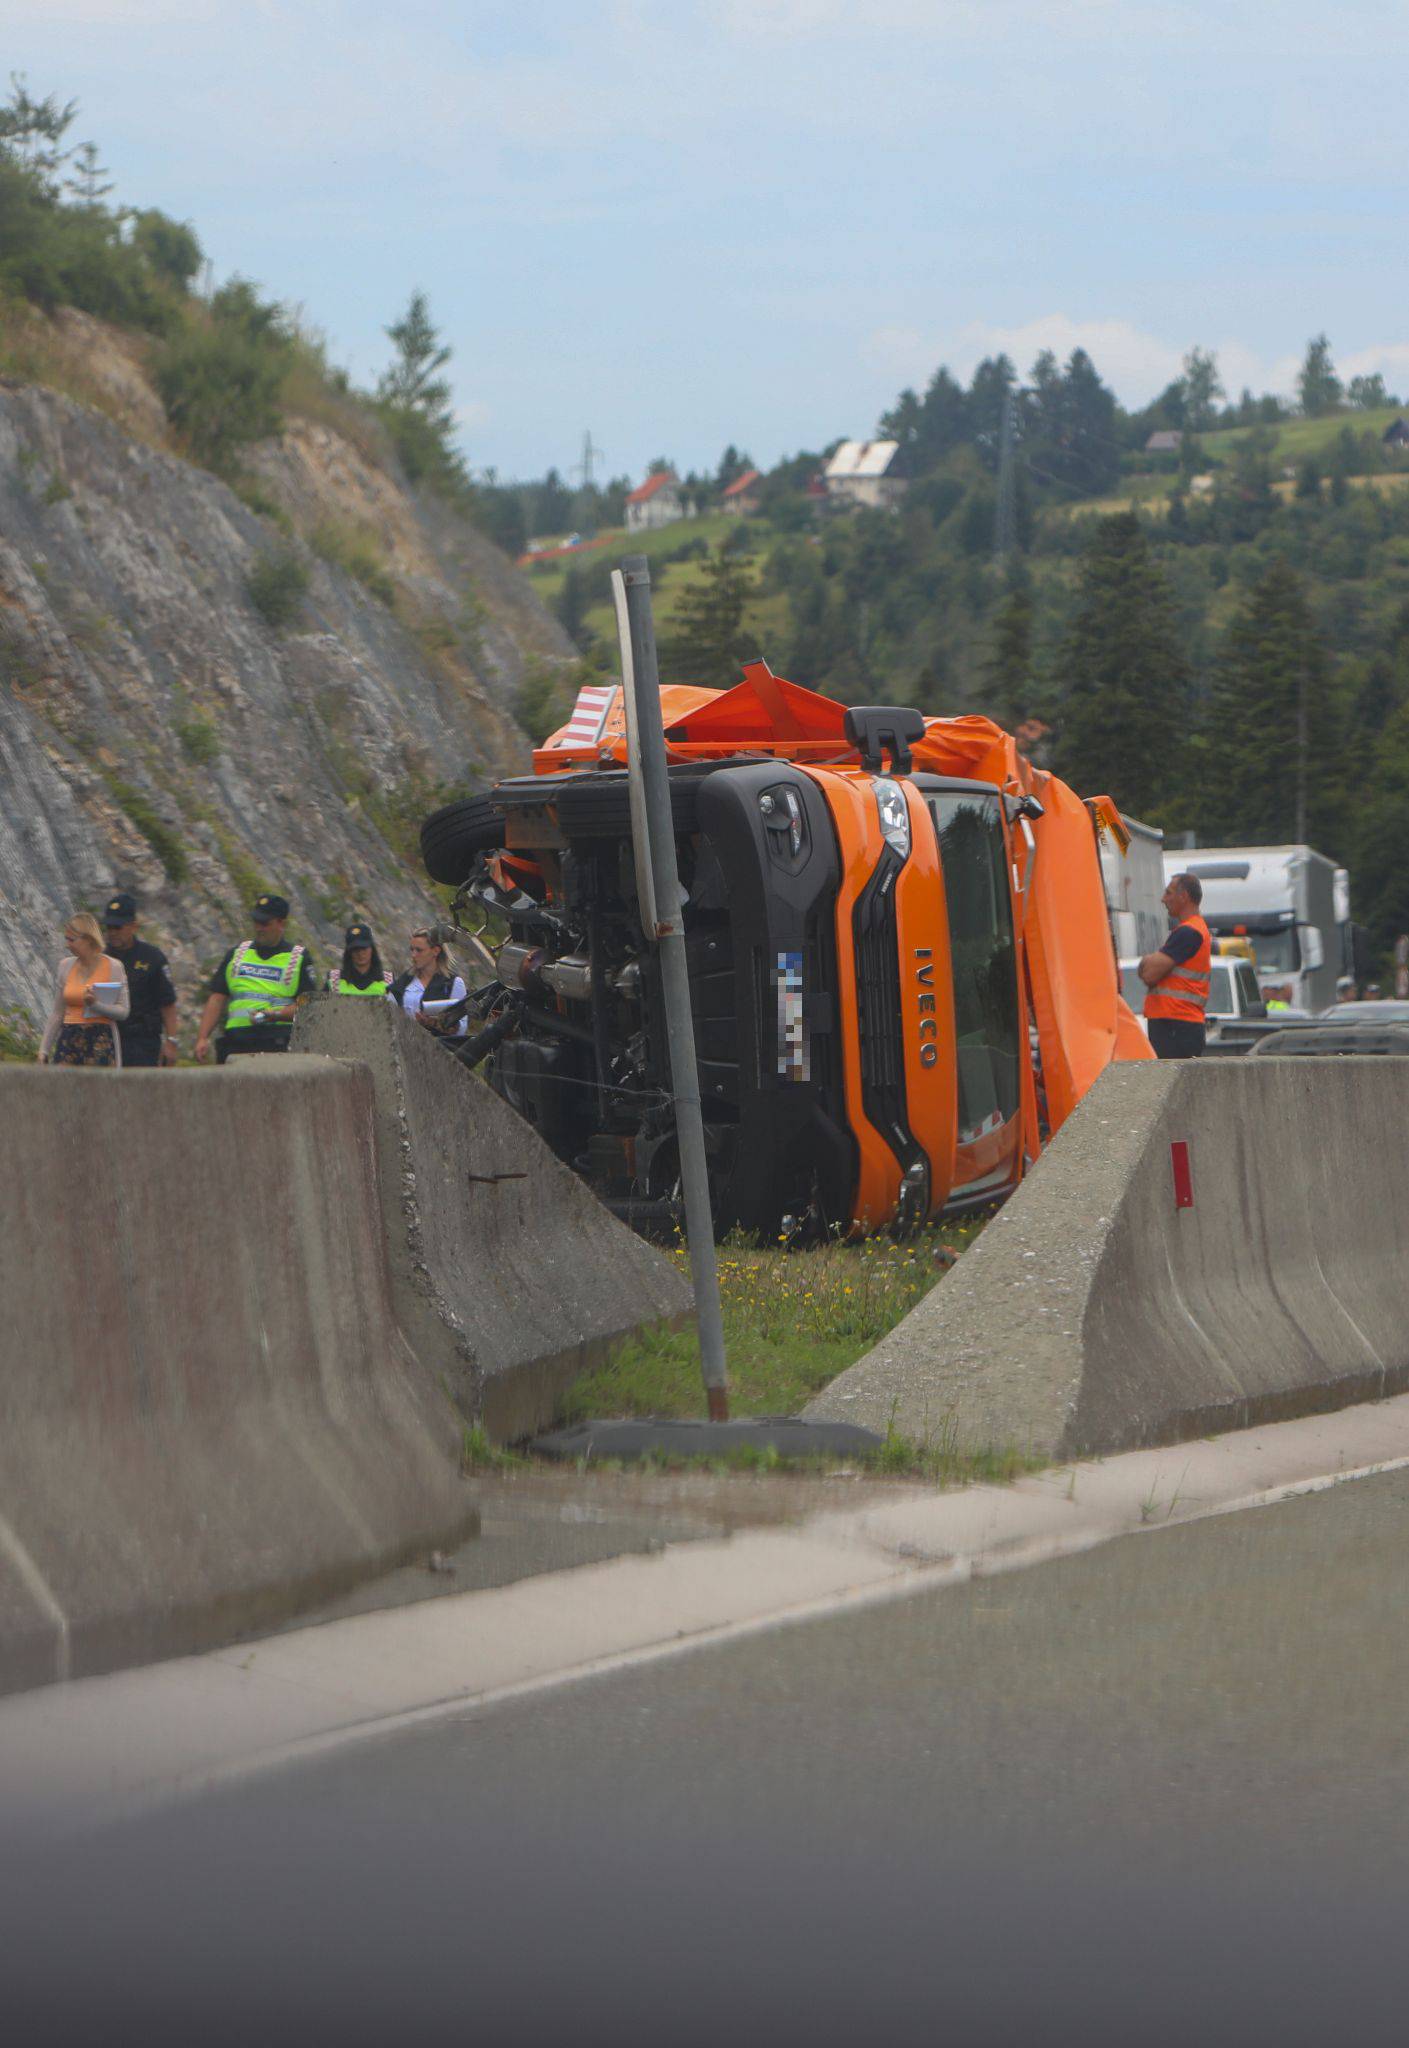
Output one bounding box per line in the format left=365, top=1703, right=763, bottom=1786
left=821, top=440, right=905, bottom=510
left=625, top=469, right=687, bottom=532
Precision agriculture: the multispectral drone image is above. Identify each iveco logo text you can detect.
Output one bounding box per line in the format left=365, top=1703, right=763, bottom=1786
left=914, top=949, right=938, bottom=1065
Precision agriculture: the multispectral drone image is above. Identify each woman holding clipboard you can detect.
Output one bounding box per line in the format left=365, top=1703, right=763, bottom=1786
left=38, top=911, right=131, bottom=1067
left=388, top=925, right=469, bottom=1043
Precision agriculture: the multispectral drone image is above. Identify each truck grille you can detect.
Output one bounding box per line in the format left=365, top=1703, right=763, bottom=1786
left=852, top=851, right=913, bottom=1165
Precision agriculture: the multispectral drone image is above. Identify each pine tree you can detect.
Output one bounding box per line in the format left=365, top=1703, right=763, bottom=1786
left=1051, top=513, right=1188, bottom=815
left=379, top=290, right=452, bottom=422
left=377, top=291, right=464, bottom=492
left=1181, top=346, right=1224, bottom=431
left=1198, top=559, right=1344, bottom=848
left=0, top=75, right=77, bottom=195
left=982, top=573, right=1034, bottom=727
left=662, top=547, right=755, bottom=689
left=1298, top=334, right=1342, bottom=418
left=66, top=139, right=111, bottom=209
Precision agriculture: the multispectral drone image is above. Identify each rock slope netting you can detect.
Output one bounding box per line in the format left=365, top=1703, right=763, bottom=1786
left=0, top=372, right=574, bottom=1030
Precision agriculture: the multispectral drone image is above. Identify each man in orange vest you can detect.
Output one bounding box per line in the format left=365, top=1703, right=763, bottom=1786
left=1140, top=871, right=1211, bottom=1059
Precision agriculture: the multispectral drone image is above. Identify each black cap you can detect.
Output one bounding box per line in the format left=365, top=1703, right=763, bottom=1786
left=344, top=922, right=375, bottom=948
left=103, top=892, right=137, bottom=925
left=251, top=893, right=290, bottom=922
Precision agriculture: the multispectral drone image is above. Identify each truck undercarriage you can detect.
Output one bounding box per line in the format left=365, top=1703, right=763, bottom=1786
left=423, top=663, right=1149, bottom=1239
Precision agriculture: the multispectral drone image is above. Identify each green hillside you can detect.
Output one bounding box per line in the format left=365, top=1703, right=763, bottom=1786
left=1198, top=406, right=1404, bottom=465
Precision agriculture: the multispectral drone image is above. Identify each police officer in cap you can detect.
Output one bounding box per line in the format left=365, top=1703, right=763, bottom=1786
left=327, top=921, right=388, bottom=996
left=194, top=893, right=317, bottom=1064
left=102, top=891, right=179, bottom=1067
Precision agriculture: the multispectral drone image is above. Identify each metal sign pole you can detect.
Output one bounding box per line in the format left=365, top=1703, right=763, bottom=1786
left=612, top=559, right=729, bottom=1420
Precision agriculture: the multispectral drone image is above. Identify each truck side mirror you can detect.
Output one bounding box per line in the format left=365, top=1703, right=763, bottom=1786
left=1300, top=926, right=1325, bottom=971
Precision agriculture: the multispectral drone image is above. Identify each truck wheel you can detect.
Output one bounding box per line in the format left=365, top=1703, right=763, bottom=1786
left=420, top=793, right=506, bottom=883
left=553, top=762, right=728, bottom=838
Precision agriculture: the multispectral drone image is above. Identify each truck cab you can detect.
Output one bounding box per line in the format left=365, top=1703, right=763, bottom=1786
left=423, top=667, right=1149, bottom=1239
left=1164, top=847, right=1349, bottom=1016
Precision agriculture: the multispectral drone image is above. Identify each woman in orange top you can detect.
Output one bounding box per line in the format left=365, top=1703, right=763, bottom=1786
left=38, top=911, right=132, bottom=1067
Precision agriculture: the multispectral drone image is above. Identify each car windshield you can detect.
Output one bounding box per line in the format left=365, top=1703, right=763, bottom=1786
left=1207, top=962, right=1234, bottom=1016
left=928, top=792, right=1020, bottom=1150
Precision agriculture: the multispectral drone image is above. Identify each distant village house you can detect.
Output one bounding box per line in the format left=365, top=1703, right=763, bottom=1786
left=720, top=467, right=762, bottom=516
left=1145, top=429, right=1184, bottom=455
left=822, top=440, right=905, bottom=511
left=625, top=469, right=688, bottom=532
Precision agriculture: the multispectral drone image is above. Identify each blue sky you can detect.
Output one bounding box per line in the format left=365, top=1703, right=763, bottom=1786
left=11, top=1, right=1409, bottom=482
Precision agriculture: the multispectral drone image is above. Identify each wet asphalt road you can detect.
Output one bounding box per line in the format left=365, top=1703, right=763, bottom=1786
left=12, top=1468, right=1409, bottom=2046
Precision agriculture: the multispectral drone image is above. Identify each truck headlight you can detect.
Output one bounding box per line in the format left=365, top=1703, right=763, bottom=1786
left=873, top=778, right=911, bottom=861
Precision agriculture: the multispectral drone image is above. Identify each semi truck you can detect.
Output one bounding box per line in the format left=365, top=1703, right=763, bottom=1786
left=422, top=662, right=1150, bottom=1240
left=1162, top=846, right=1350, bottom=1015
left=1100, top=814, right=1165, bottom=961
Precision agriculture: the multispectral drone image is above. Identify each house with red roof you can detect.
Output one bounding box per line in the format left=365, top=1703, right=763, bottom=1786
left=625, top=468, right=686, bottom=532
left=720, top=467, right=762, bottom=516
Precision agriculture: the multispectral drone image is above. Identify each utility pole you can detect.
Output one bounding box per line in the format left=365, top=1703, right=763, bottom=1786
left=993, top=385, right=1019, bottom=566
left=1295, top=664, right=1308, bottom=844
left=576, top=430, right=602, bottom=490
left=613, top=558, right=730, bottom=1420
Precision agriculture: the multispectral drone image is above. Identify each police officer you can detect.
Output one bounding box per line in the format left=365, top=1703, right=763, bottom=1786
left=1139, top=871, right=1211, bottom=1059
left=194, top=893, right=317, bottom=1064
left=327, top=922, right=388, bottom=996
left=101, top=892, right=179, bottom=1067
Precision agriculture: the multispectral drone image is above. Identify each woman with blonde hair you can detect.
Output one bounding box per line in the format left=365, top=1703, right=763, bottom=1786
left=388, top=924, right=469, bottom=1041
left=39, top=911, right=131, bottom=1067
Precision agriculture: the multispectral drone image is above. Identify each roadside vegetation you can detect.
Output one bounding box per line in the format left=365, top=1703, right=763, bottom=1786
left=461, top=1213, right=1037, bottom=1486
left=560, top=1222, right=979, bottom=1425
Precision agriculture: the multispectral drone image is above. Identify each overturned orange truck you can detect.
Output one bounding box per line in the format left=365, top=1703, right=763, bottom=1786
left=421, top=662, right=1151, bottom=1239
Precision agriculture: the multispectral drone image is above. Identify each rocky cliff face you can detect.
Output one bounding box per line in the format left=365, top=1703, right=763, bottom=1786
left=0, top=332, right=574, bottom=1038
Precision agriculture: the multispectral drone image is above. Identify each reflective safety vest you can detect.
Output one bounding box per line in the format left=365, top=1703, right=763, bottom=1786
left=224, top=941, right=305, bottom=1031
left=334, top=974, right=387, bottom=998
left=1144, top=915, right=1211, bottom=1024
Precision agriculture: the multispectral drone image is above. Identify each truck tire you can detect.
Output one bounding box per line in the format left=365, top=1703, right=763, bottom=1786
left=553, top=762, right=731, bottom=839
left=420, top=793, right=506, bottom=883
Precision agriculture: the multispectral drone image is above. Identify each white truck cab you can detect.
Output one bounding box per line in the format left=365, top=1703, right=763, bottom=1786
left=1164, top=846, right=1348, bottom=1016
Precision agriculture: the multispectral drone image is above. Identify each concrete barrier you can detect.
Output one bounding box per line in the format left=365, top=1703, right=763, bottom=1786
left=808, top=1058, right=1409, bottom=1461
left=0, top=1058, right=476, bottom=1695
left=292, top=999, right=693, bottom=1440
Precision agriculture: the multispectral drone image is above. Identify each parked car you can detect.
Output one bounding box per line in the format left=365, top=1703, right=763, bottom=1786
left=1247, top=1000, right=1409, bottom=1058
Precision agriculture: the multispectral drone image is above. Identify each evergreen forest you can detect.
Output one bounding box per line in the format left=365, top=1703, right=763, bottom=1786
left=4, top=77, right=1409, bottom=966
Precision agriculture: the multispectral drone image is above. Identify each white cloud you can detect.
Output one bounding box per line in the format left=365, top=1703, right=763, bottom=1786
left=1342, top=343, right=1409, bottom=395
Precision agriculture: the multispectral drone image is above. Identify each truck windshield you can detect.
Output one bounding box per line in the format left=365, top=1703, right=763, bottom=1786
left=1207, top=962, right=1233, bottom=1016
left=927, top=792, right=1020, bottom=1143
left=1215, top=924, right=1300, bottom=973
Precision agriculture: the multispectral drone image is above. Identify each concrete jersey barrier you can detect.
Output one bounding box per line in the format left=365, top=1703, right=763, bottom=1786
left=808, top=1059, right=1409, bottom=1461
left=292, top=998, right=693, bottom=1440
left=0, top=1058, right=476, bottom=1696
